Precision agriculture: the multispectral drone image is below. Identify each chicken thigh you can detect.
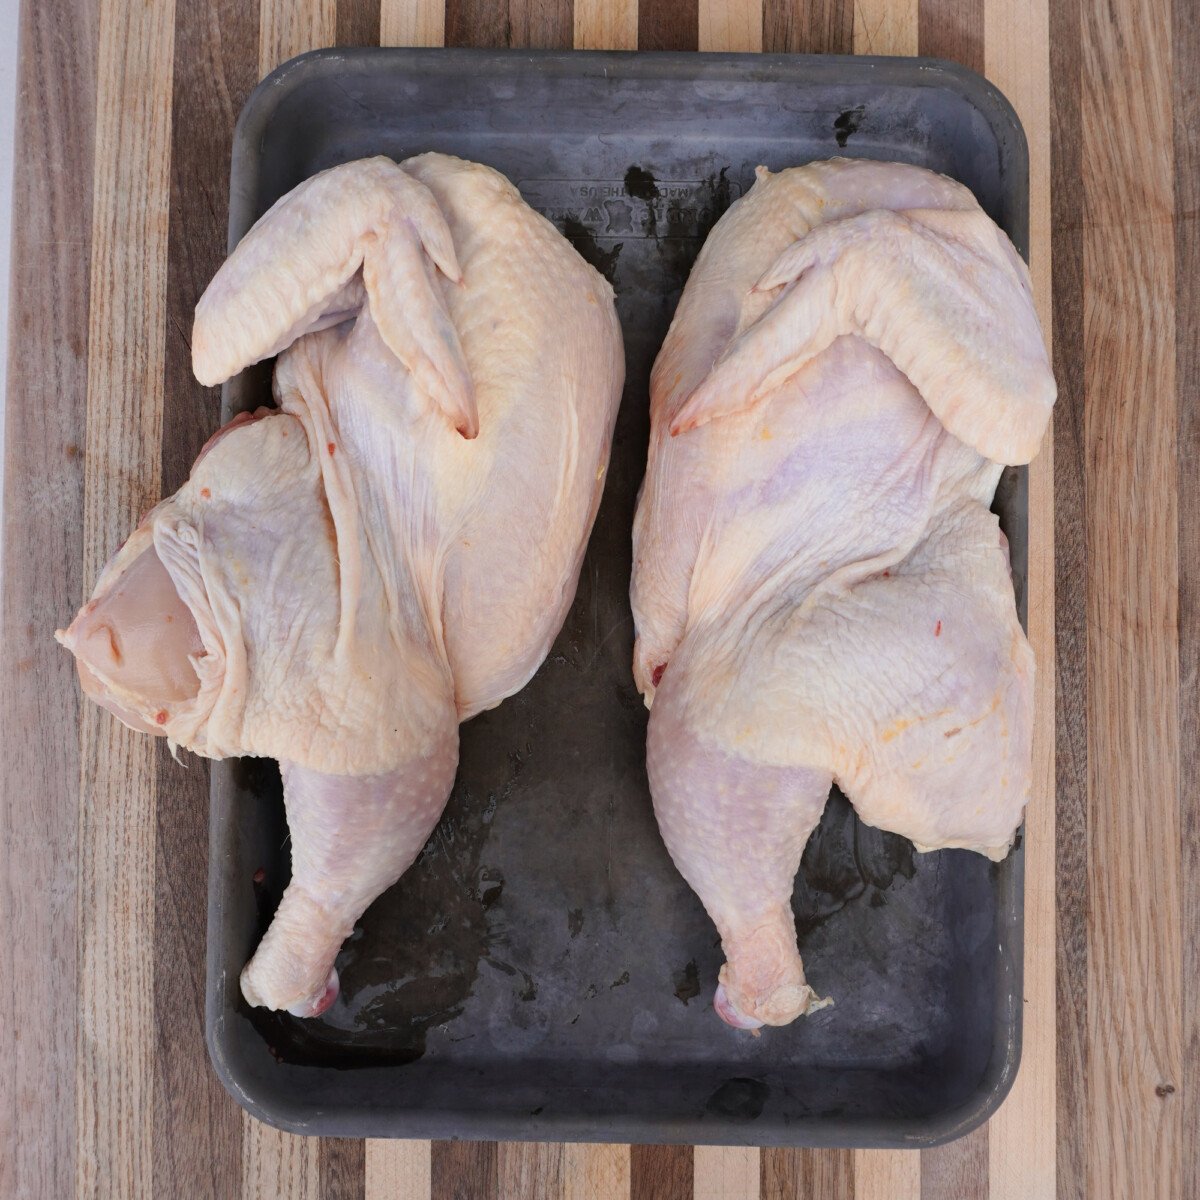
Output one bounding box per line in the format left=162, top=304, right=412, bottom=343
left=631, top=158, right=1054, bottom=1029
left=58, top=154, right=624, bottom=1015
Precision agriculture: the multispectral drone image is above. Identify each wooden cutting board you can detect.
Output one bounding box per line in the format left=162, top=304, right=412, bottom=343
left=0, top=0, right=1192, bottom=1197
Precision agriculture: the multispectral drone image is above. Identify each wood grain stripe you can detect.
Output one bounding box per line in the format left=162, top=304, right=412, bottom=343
left=1173, top=0, right=1200, bottom=1187
left=918, top=0, right=983, bottom=68
left=698, top=0, right=761, bottom=51
left=762, top=0, right=853, bottom=54
left=366, top=1140, right=433, bottom=1198
left=564, top=1144, right=632, bottom=1199
left=1047, top=0, right=1087, bottom=1192
left=499, top=1142, right=565, bottom=1197
left=640, top=0, right=698, bottom=51
left=1082, top=0, right=1182, bottom=1191
left=338, top=0, right=384, bottom=44
left=259, top=0, right=337, bottom=74
left=244, top=1120, right=320, bottom=1199
left=445, top=0, right=573, bottom=48
left=0, top=0, right=97, bottom=1193
left=695, top=1145, right=758, bottom=1200
left=431, top=1140, right=499, bottom=1200
left=321, top=1139, right=368, bottom=1200
left=920, top=1131, right=986, bottom=1200
left=576, top=0, right=638, bottom=47
left=854, top=1149, right=920, bottom=1200
left=631, top=1144, right=693, bottom=1200
left=77, top=0, right=176, bottom=1194
left=984, top=0, right=1056, bottom=1197
left=153, top=0, right=256, bottom=1196
left=762, top=1147, right=853, bottom=1199
left=381, top=0, right=443, bottom=44
left=851, top=0, right=917, bottom=54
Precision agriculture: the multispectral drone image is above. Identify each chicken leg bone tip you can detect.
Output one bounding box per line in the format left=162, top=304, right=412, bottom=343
left=713, top=982, right=766, bottom=1030
left=286, top=968, right=340, bottom=1019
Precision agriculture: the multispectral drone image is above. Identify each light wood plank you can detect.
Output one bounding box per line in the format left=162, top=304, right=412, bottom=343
left=853, top=1149, right=919, bottom=1200
left=243, top=1120, right=320, bottom=1200
left=563, top=1143, right=632, bottom=1200
left=575, top=0, right=638, bottom=48
left=698, top=0, right=762, bottom=51
left=984, top=0, right=1056, bottom=1197
left=695, top=1146, right=758, bottom=1200
left=366, top=1139, right=432, bottom=1199
left=380, top=0, right=443, bottom=46
left=1082, top=0, right=1182, bottom=1193
left=499, top=1142, right=566, bottom=1198
left=259, top=0, right=336, bottom=75
left=851, top=0, right=917, bottom=54
left=75, top=0, right=176, bottom=1194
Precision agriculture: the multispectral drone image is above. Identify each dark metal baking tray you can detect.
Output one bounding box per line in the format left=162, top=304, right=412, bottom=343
left=206, top=46, right=1030, bottom=1147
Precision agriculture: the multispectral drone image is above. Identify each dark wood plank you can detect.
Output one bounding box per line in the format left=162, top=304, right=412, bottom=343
left=432, top=1140, right=499, bottom=1200
left=1049, top=0, right=1088, bottom=1194
left=321, top=1138, right=368, bottom=1200
left=762, top=1147, right=853, bottom=1200
left=920, top=1125, right=987, bottom=1200
left=762, top=0, right=853, bottom=55
left=628, top=1142, right=696, bottom=1200
left=0, top=0, right=97, bottom=1196
left=152, top=0, right=259, bottom=1196
left=1175, top=0, right=1200, bottom=1189
left=630, top=1144, right=692, bottom=1200
left=445, top=0, right=572, bottom=48
left=918, top=0, right=983, bottom=71
left=1081, top=0, right=1181, bottom=1189
left=638, top=0, right=697, bottom=51
left=337, top=0, right=382, bottom=45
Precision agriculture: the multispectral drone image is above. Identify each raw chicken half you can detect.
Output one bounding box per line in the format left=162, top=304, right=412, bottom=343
left=58, top=154, right=624, bottom=1016
left=631, top=158, right=1054, bottom=1029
